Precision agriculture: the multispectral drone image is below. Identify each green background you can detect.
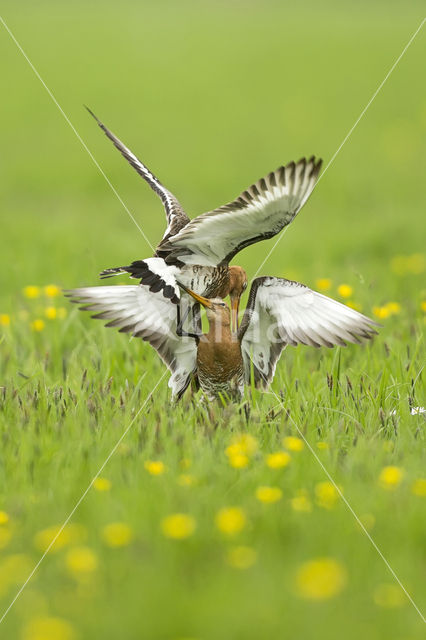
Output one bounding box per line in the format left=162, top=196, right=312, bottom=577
left=0, top=1, right=425, bottom=639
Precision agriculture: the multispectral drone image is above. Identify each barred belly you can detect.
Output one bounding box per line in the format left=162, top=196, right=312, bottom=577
left=179, top=265, right=229, bottom=297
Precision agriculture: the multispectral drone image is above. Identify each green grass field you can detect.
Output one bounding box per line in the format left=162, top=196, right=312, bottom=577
left=1, top=1, right=425, bottom=638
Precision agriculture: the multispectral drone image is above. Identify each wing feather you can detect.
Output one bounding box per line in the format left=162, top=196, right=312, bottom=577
left=158, top=157, right=322, bottom=266
left=86, top=108, right=189, bottom=238
left=65, top=285, right=196, bottom=397
left=239, top=277, right=379, bottom=387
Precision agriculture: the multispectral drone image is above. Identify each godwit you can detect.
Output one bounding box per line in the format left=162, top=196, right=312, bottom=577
left=66, top=277, right=379, bottom=401
left=175, top=278, right=379, bottom=400
left=86, top=109, right=321, bottom=331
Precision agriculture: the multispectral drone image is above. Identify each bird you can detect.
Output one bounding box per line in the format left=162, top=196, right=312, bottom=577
left=66, top=276, right=379, bottom=402
left=85, top=108, right=322, bottom=331
left=175, top=278, right=379, bottom=400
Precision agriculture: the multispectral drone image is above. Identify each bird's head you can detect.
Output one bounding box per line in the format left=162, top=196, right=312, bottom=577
left=178, top=284, right=231, bottom=327
left=228, top=265, right=247, bottom=332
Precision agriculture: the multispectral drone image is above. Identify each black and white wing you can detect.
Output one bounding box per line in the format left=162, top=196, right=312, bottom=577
left=86, top=108, right=190, bottom=239
left=65, top=285, right=196, bottom=398
left=158, top=157, right=322, bottom=266
left=238, top=277, right=379, bottom=387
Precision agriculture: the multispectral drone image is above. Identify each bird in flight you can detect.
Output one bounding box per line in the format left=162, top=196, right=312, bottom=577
left=86, top=108, right=321, bottom=332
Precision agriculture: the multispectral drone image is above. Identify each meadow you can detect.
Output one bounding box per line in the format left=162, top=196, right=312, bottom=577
left=0, top=1, right=425, bottom=638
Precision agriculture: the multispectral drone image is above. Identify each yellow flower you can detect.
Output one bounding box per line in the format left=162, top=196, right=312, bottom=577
left=385, top=302, right=401, bottom=315
left=291, top=490, right=312, bottom=513
left=226, top=434, right=258, bottom=458
left=215, top=507, right=246, bottom=535
left=31, top=319, right=45, bottom=332
left=295, top=558, right=347, bottom=600
left=44, top=284, right=61, bottom=298
left=102, top=522, right=133, bottom=547
left=0, top=511, right=9, bottom=525
left=316, top=442, right=329, bottom=450
left=177, top=474, right=195, bottom=487
left=34, top=524, right=86, bottom=553
left=23, top=286, right=40, bottom=299
left=373, top=306, right=391, bottom=320
left=0, top=528, right=12, bottom=549
left=44, top=307, right=57, bottom=320
left=421, top=301, right=426, bottom=313
left=282, top=436, right=304, bottom=452
left=411, top=478, right=426, bottom=497
left=161, top=514, right=196, bottom=540
left=228, top=453, right=249, bottom=469
left=378, top=466, right=403, bottom=490
left=315, top=481, right=340, bottom=509
left=65, top=546, right=98, bottom=577
left=316, top=278, right=332, bottom=292
left=92, top=477, right=111, bottom=492
left=337, top=284, right=353, bottom=298
left=255, top=486, right=283, bottom=504
left=226, top=546, right=257, bottom=570
left=57, top=307, right=67, bottom=319
left=22, top=616, right=76, bottom=640
left=144, top=460, right=166, bottom=475
left=373, top=583, right=406, bottom=608
left=0, top=314, right=10, bottom=327
left=266, top=451, right=291, bottom=469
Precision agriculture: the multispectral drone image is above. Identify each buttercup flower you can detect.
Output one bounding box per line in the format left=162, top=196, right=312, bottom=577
left=255, top=486, right=283, bottom=504
left=282, top=436, right=304, bottom=452
left=34, top=524, right=86, bottom=553
left=44, top=284, right=61, bottom=298
left=227, top=453, right=249, bottom=469
left=23, top=286, right=40, bottom=299
left=161, top=514, right=196, bottom=540
left=44, top=307, right=58, bottom=320
left=316, top=278, right=332, bottom=292
left=22, top=616, right=75, bottom=640
left=31, top=319, right=45, bottom=332
left=315, top=481, right=340, bottom=509
left=144, top=460, right=166, bottom=475
left=226, top=546, right=257, bottom=569
left=294, top=558, right=347, bottom=600
left=266, top=451, right=291, bottom=469
left=102, top=522, right=133, bottom=547
left=0, top=511, right=9, bottom=525
left=92, top=477, right=111, bottom=492
left=66, top=546, right=98, bottom=577
left=226, top=434, right=258, bottom=457
left=378, top=466, right=403, bottom=490
left=0, top=314, right=10, bottom=327
left=215, top=507, right=246, bottom=535
left=337, top=284, right=353, bottom=298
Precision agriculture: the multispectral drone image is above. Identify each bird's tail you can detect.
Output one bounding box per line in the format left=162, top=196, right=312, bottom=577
left=99, top=257, right=180, bottom=304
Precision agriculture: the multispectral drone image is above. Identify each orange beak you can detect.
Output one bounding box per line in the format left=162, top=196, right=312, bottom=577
left=177, top=282, right=213, bottom=308
left=230, top=294, right=240, bottom=332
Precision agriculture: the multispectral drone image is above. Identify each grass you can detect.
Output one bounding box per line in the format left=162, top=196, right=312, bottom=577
left=0, top=1, right=425, bottom=638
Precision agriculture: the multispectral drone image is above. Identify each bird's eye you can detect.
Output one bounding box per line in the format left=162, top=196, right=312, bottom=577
left=221, top=302, right=226, bottom=307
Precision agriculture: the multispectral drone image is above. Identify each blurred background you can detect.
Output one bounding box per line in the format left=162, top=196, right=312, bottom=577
left=1, top=0, right=425, bottom=309
left=0, top=2, right=425, bottom=639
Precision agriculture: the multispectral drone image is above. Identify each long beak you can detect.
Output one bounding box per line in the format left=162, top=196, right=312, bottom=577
left=177, top=281, right=213, bottom=308
left=230, top=295, right=240, bottom=332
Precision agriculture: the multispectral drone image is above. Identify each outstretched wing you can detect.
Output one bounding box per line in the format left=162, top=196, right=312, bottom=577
left=158, top=157, right=322, bottom=266
left=65, top=285, right=196, bottom=398
left=238, top=277, right=379, bottom=387
left=86, top=107, right=190, bottom=239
